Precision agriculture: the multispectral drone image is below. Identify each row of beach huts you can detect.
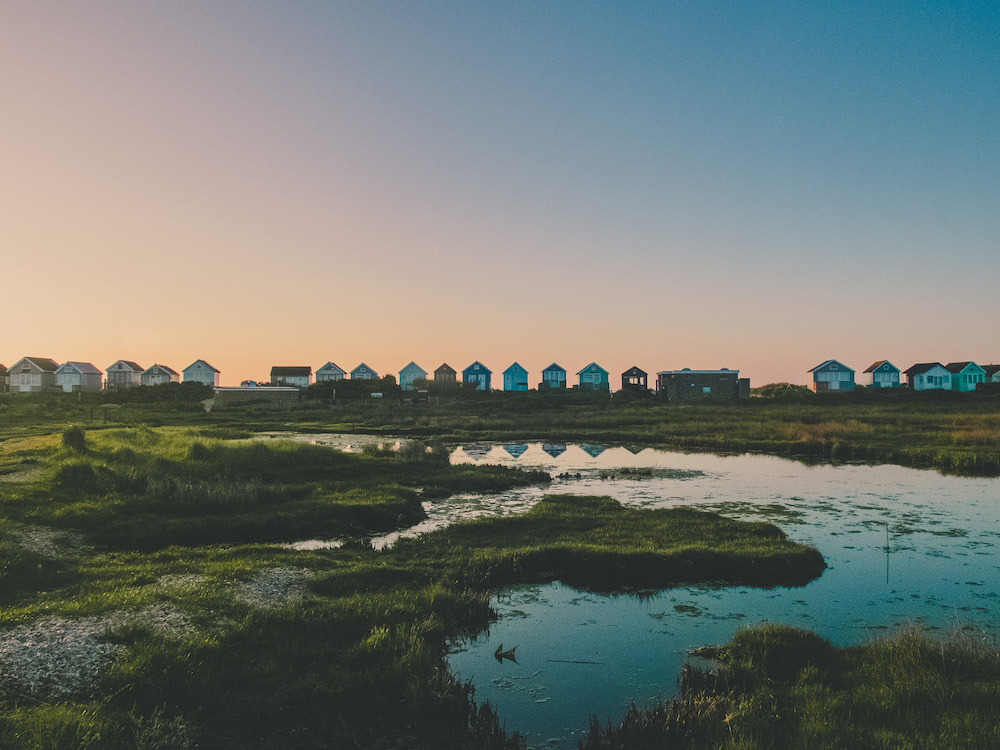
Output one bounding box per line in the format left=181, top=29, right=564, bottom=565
left=266, top=361, right=749, bottom=400
left=0, top=358, right=221, bottom=393
left=0, top=357, right=751, bottom=401
left=810, top=359, right=1000, bottom=392
left=5, top=356, right=997, bottom=397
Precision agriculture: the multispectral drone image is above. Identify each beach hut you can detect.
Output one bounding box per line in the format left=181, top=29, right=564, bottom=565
left=540, top=363, right=566, bottom=389
left=55, top=362, right=103, bottom=392
left=399, top=362, right=427, bottom=391
left=503, top=363, right=529, bottom=391
left=577, top=363, right=610, bottom=391
left=945, top=362, right=986, bottom=392
left=463, top=361, right=492, bottom=391
left=105, top=360, right=143, bottom=389
left=861, top=361, right=900, bottom=388
left=434, top=363, right=457, bottom=382
left=316, top=362, right=346, bottom=382
left=621, top=366, right=648, bottom=392
left=141, top=364, right=180, bottom=386
left=350, top=363, right=379, bottom=380
left=183, top=360, right=221, bottom=387
left=903, top=363, right=952, bottom=391
left=8, top=357, right=60, bottom=392
left=269, top=366, right=312, bottom=388
left=808, top=360, right=855, bottom=392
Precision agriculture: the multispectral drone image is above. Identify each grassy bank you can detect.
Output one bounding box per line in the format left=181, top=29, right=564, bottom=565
left=5, top=387, right=1000, bottom=475
left=388, top=494, right=824, bottom=590
left=0, top=424, right=825, bottom=748
left=581, top=623, right=1000, bottom=750
left=292, top=390, right=1000, bottom=476
left=0, top=426, right=548, bottom=550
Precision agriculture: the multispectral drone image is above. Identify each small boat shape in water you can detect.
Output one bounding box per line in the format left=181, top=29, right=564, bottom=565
left=494, top=643, right=518, bottom=664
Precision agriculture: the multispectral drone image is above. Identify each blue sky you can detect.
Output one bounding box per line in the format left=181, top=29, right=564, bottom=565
left=4, top=2, right=999, bottom=384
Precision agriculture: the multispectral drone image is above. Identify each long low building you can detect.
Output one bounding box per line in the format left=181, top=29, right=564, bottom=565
left=656, top=368, right=750, bottom=402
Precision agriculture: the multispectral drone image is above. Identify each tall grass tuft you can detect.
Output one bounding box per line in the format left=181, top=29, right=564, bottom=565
left=62, top=425, right=88, bottom=453
left=581, top=624, right=1000, bottom=749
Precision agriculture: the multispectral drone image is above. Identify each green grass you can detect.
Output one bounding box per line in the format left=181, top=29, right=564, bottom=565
left=236, top=389, right=1000, bottom=476
left=384, top=494, right=825, bottom=590
left=581, top=624, right=1000, bottom=750
left=0, top=520, right=76, bottom=606
left=0, top=426, right=548, bottom=550
left=0, top=500, right=819, bottom=749
left=598, top=466, right=654, bottom=479
left=5, top=398, right=999, bottom=747
left=6, top=385, right=1000, bottom=475
left=0, top=422, right=824, bottom=748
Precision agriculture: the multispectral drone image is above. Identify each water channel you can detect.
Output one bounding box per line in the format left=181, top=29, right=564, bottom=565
left=281, top=435, right=1000, bottom=748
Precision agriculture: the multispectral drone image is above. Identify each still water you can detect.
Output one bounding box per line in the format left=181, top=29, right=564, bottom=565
left=274, top=434, right=1000, bottom=747
left=436, top=443, right=1000, bottom=749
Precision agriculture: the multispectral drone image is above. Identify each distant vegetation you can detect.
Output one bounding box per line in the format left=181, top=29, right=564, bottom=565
left=265, top=388, right=1000, bottom=475
left=751, top=381, right=813, bottom=399
left=5, top=386, right=1000, bottom=475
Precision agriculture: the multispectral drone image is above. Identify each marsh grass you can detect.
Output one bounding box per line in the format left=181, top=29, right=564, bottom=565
left=0, top=419, right=824, bottom=749
left=383, top=495, right=825, bottom=590
left=247, top=393, right=1000, bottom=476
left=0, top=425, right=554, bottom=745
left=0, top=521, right=76, bottom=606
left=4, top=406, right=993, bottom=748
left=6, top=386, right=1000, bottom=474
left=598, top=466, right=654, bottom=479
left=581, top=624, right=1000, bottom=750
left=0, top=428, right=548, bottom=550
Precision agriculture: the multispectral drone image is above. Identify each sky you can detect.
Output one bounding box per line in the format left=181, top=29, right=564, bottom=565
left=3, top=1, right=999, bottom=387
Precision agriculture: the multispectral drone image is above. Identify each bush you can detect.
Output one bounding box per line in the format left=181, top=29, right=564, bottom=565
left=62, top=425, right=88, bottom=453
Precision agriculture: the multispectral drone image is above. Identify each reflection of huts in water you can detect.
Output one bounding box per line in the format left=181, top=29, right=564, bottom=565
left=580, top=443, right=606, bottom=458
left=503, top=442, right=528, bottom=459
left=542, top=443, right=567, bottom=458
left=623, top=445, right=644, bottom=455
left=461, top=443, right=492, bottom=461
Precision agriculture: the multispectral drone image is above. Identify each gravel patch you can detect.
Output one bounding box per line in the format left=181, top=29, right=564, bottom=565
left=0, top=617, right=118, bottom=696
left=0, top=605, right=194, bottom=697
left=237, top=567, right=311, bottom=608
left=16, top=526, right=88, bottom=558
left=0, top=468, right=42, bottom=483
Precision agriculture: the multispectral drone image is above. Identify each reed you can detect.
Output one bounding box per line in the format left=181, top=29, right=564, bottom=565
left=192, top=391, right=1000, bottom=476
left=384, top=495, right=825, bottom=590
left=580, top=624, right=1000, bottom=750
left=0, top=428, right=548, bottom=550
left=0, top=420, right=824, bottom=748
left=3, top=403, right=995, bottom=748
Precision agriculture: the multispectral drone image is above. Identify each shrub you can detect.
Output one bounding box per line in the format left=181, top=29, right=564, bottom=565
left=62, top=425, right=87, bottom=453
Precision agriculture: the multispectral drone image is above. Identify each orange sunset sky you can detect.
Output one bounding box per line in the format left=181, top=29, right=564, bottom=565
left=4, top=3, right=999, bottom=386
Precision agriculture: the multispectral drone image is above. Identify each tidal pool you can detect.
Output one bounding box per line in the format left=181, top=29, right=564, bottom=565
left=441, top=443, right=1000, bottom=749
